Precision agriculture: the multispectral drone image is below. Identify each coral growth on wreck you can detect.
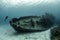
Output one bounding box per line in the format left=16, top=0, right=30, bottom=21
left=51, top=25, right=60, bottom=40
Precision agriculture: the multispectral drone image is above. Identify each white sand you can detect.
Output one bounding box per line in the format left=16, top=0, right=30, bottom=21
left=0, top=25, right=50, bottom=40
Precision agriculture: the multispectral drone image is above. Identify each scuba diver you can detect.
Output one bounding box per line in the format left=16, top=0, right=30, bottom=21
left=4, top=16, right=8, bottom=21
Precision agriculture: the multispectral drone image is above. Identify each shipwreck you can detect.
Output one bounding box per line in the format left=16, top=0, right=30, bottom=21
left=9, top=13, right=55, bottom=32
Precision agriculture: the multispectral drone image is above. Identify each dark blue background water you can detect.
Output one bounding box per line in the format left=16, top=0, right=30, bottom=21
left=0, top=0, right=60, bottom=25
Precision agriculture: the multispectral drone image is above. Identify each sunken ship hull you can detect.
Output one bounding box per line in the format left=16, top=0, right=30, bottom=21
left=9, top=23, right=45, bottom=32
left=9, top=16, right=45, bottom=32
left=9, top=14, right=55, bottom=32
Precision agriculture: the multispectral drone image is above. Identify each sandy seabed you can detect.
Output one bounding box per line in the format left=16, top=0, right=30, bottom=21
left=0, top=25, right=50, bottom=40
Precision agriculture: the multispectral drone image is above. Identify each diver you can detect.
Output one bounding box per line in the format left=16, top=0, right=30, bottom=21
left=4, top=16, right=8, bottom=21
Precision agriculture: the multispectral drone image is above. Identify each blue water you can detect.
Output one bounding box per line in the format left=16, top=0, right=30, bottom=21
left=0, top=0, right=60, bottom=40
left=0, top=0, right=60, bottom=25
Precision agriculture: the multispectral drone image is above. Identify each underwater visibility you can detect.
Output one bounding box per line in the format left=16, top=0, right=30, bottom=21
left=0, top=0, right=60, bottom=40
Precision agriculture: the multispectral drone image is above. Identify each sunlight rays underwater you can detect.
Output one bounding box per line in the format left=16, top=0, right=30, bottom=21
left=0, top=0, right=56, bottom=8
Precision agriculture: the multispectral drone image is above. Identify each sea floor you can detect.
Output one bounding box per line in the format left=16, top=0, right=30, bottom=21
left=0, top=24, right=50, bottom=40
